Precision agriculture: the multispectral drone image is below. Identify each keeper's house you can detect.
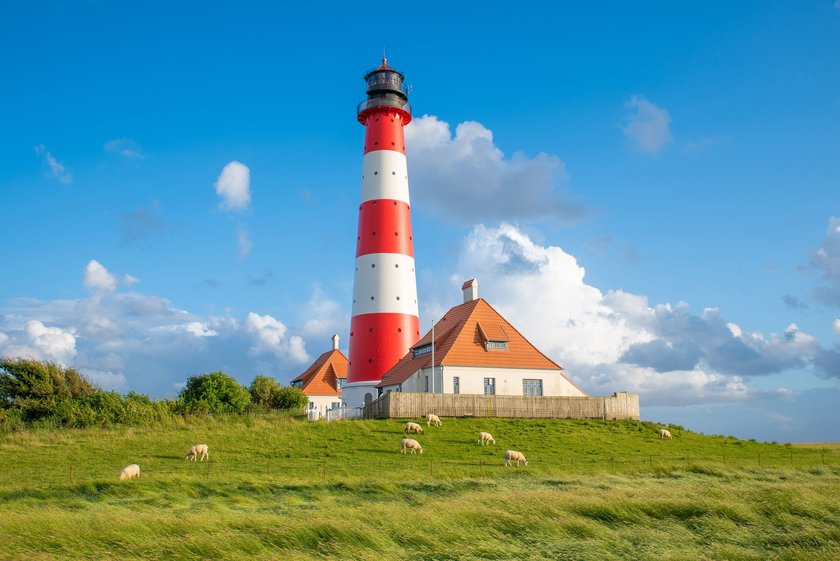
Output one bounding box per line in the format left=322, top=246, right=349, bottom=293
left=377, top=279, right=587, bottom=398
left=291, top=335, right=347, bottom=417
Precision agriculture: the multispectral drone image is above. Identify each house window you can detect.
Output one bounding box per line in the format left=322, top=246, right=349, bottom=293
left=331, top=402, right=340, bottom=409
left=485, top=341, right=508, bottom=351
left=483, top=377, right=495, bottom=395
left=336, top=378, right=344, bottom=390
left=308, top=401, right=315, bottom=410
left=425, top=375, right=429, bottom=392
left=523, top=379, right=543, bottom=397
left=413, top=344, right=432, bottom=357
left=453, top=376, right=460, bottom=394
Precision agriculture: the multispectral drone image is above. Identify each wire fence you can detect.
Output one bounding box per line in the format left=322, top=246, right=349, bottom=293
left=0, top=449, right=835, bottom=492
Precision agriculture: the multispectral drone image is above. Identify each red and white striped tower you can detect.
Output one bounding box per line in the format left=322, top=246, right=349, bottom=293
left=344, top=58, right=420, bottom=409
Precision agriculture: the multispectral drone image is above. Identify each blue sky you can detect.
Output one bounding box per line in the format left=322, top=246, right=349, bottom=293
left=1, top=2, right=839, bottom=441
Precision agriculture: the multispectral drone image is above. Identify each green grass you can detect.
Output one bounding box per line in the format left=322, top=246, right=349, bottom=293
left=1, top=415, right=839, bottom=560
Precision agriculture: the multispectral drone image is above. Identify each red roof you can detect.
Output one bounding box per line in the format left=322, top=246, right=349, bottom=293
left=377, top=298, right=586, bottom=395
left=291, top=349, right=347, bottom=396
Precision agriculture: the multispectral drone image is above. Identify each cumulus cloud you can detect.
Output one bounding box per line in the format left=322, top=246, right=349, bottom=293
left=834, top=319, right=840, bottom=337
left=83, top=260, right=117, bottom=293
left=246, top=312, right=308, bottom=363
left=33, top=144, right=72, bottom=184
left=104, top=138, right=145, bottom=160
left=444, top=223, right=834, bottom=405
left=215, top=161, right=251, bottom=211
left=622, top=96, right=672, bottom=153
left=301, top=286, right=347, bottom=341
left=0, top=262, right=314, bottom=395
left=404, top=115, right=585, bottom=224
left=812, top=216, right=840, bottom=306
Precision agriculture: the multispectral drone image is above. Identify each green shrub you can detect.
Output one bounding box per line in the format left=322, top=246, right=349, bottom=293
left=249, top=375, right=308, bottom=411
left=178, top=371, right=251, bottom=414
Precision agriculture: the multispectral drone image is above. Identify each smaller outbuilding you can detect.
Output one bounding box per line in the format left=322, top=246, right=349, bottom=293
left=291, top=334, right=347, bottom=418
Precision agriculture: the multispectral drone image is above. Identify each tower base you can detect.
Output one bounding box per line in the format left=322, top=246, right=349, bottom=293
left=342, top=381, right=380, bottom=410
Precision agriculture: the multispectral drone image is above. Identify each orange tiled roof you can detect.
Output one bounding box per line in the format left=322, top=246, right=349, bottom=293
left=378, top=298, right=586, bottom=395
left=291, top=349, right=347, bottom=396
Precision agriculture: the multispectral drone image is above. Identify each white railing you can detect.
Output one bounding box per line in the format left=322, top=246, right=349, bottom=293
left=324, top=406, right=364, bottom=421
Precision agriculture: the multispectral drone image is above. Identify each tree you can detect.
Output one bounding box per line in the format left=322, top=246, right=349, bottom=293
left=249, top=375, right=308, bottom=411
left=249, top=375, right=281, bottom=409
left=0, top=358, right=98, bottom=421
left=178, top=371, right=251, bottom=414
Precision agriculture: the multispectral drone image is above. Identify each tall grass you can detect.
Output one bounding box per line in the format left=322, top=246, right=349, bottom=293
left=1, top=416, right=838, bottom=560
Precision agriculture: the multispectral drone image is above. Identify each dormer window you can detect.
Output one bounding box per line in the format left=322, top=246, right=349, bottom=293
left=485, top=341, right=508, bottom=351
left=412, top=344, right=432, bottom=357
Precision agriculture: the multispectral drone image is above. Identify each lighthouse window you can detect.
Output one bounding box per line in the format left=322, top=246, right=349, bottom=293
left=395, top=264, right=399, bottom=268
left=371, top=263, right=375, bottom=268
left=370, top=296, right=375, bottom=300
left=396, top=296, right=400, bottom=300
left=374, top=171, right=378, bottom=175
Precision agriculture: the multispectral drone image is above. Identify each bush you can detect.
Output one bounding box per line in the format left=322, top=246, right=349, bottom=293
left=249, top=375, right=308, bottom=411
left=178, top=371, right=251, bottom=414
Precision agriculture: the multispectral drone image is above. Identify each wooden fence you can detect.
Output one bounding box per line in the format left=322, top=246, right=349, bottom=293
left=362, top=391, right=639, bottom=420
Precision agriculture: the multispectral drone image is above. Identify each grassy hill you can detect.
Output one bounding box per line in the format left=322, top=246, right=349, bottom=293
left=1, top=415, right=838, bottom=560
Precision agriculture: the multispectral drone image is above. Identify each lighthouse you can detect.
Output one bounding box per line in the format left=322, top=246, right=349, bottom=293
left=344, top=58, right=420, bottom=409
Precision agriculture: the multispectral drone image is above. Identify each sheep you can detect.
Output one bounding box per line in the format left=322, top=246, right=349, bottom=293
left=477, top=431, right=496, bottom=446
left=504, top=450, right=528, bottom=467
left=404, top=422, right=425, bottom=434
left=119, top=464, right=141, bottom=481
left=184, top=444, right=209, bottom=461
left=426, top=413, right=442, bottom=427
left=658, top=429, right=672, bottom=440
left=400, top=438, right=424, bottom=454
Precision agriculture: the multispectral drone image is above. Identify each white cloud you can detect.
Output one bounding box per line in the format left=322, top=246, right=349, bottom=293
left=404, top=115, right=585, bottom=223
left=246, top=312, right=309, bottom=363
left=812, top=216, right=840, bottom=306
left=104, top=138, right=145, bottom=160
left=301, top=286, right=347, bottom=342
left=237, top=229, right=252, bottom=259
left=215, top=161, right=251, bottom=212
left=83, top=260, right=118, bottom=293
left=150, top=322, right=219, bottom=338
left=833, top=319, right=840, bottom=336
left=23, top=320, right=77, bottom=363
left=33, top=144, right=72, bottom=184
left=445, top=223, right=831, bottom=405
left=122, top=274, right=140, bottom=287
left=622, top=96, right=672, bottom=153
left=85, top=370, right=129, bottom=391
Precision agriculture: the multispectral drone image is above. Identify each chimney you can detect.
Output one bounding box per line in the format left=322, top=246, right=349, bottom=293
left=331, top=334, right=339, bottom=350
left=462, top=278, right=479, bottom=303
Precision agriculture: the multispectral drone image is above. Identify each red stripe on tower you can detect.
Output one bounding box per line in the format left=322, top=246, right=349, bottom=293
left=345, top=58, right=420, bottom=407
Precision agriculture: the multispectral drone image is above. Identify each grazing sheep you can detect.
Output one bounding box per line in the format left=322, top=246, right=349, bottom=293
left=119, top=464, right=141, bottom=481
left=477, top=431, right=496, bottom=446
left=184, top=444, right=209, bottom=461
left=426, top=413, right=442, bottom=427
left=400, top=438, right=424, bottom=454
left=504, top=450, right=528, bottom=467
left=658, top=429, right=672, bottom=440
left=404, top=422, right=425, bottom=434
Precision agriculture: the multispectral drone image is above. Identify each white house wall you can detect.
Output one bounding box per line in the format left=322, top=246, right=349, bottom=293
left=305, top=394, right=344, bottom=418
left=382, top=366, right=585, bottom=397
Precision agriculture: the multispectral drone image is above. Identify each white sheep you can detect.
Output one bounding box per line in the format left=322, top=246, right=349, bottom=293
left=426, top=413, right=442, bottom=427
left=477, top=431, right=496, bottom=445
left=404, top=422, right=425, bottom=434
left=119, top=464, right=141, bottom=481
left=658, top=429, right=672, bottom=440
left=400, top=438, right=424, bottom=454
left=184, top=444, right=209, bottom=461
left=504, top=450, right=528, bottom=467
